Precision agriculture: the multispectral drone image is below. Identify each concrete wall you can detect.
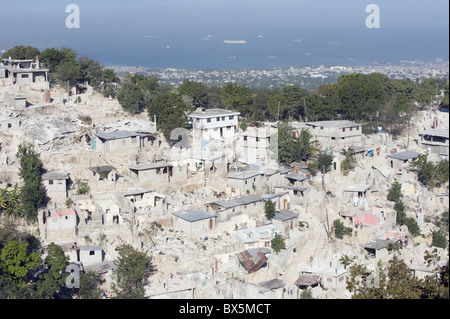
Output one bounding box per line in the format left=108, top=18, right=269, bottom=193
left=173, top=217, right=216, bottom=235
left=43, top=210, right=78, bottom=240
left=79, top=246, right=103, bottom=266
left=43, top=178, right=67, bottom=201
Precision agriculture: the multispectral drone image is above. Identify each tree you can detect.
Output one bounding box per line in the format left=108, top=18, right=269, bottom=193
left=387, top=181, right=403, bottom=203
left=16, top=143, right=47, bottom=221
left=117, top=82, right=145, bottom=114
left=178, top=79, right=209, bottom=108
left=2, top=45, right=39, bottom=60
left=271, top=233, right=285, bottom=254
left=220, top=83, right=253, bottom=118
left=112, top=244, right=155, bottom=299
left=264, top=200, right=276, bottom=220
left=308, top=151, right=334, bottom=189
left=35, top=242, right=70, bottom=299
left=340, top=148, right=357, bottom=176
left=0, top=241, right=40, bottom=285
left=0, top=185, right=24, bottom=218
left=333, top=219, right=352, bottom=239
left=146, top=91, right=191, bottom=140
left=431, top=231, right=447, bottom=249
left=78, top=56, right=104, bottom=87
left=79, top=271, right=103, bottom=299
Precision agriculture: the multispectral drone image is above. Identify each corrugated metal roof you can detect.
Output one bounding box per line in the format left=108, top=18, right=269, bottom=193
left=227, top=170, right=262, bottom=180
left=42, top=172, right=69, bottom=180
left=236, top=248, right=269, bottom=273
left=273, top=209, right=298, bottom=222
left=210, top=195, right=264, bottom=209
left=295, top=274, right=322, bottom=287
left=420, top=128, right=449, bottom=139
left=129, top=162, right=173, bottom=171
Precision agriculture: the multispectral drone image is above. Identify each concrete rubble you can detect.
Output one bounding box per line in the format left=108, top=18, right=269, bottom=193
left=0, top=72, right=448, bottom=299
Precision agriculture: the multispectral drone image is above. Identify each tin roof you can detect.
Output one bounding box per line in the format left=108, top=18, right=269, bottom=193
left=96, top=130, right=151, bottom=141
left=236, top=248, right=270, bottom=273
left=387, top=150, right=422, bottom=161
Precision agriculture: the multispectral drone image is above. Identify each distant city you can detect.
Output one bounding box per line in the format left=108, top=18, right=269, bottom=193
left=111, top=59, right=449, bottom=90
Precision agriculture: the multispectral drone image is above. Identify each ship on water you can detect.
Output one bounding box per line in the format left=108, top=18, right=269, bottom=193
left=223, top=40, right=247, bottom=44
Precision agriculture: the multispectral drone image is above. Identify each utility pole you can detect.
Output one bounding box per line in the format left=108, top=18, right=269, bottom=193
left=303, top=96, right=308, bottom=122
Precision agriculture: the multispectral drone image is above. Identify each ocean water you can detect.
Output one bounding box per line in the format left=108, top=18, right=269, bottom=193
left=2, top=25, right=449, bottom=70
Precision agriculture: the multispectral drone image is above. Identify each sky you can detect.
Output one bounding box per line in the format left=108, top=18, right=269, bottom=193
left=1, top=0, right=448, bottom=68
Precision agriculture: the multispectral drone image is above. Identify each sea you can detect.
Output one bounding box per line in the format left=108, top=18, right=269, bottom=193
left=2, top=25, right=449, bottom=70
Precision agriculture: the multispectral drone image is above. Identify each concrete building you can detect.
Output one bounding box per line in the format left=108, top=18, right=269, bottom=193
left=387, top=150, right=422, bottom=173
left=79, top=246, right=103, bottom=266
left=172, top=209, right=217, bottom=236
left=129, top=161, right=187, bottom=187
left=189, top=108, right=240, bottom=142
left=234, top=224, right=276, bottom=250
left=39, top=209, right=78, bottom=241
left=88, top=165, right=117, bottom=182
left=94, top=130, right=154, bottom=157
left=418, top=128, right=449, bottom=159
left=226, top=170, right=264, bottom=196
left=2, top=57, right=49, bottom=90
left=42, top=172, right=69, bottom=202
left=272, top=209, right=299, bottom=236
left=236, top=123, right=278, bottom=166
left=205, top=195, right=266, bottom=232
left=299, top=120, right=363, bottom=149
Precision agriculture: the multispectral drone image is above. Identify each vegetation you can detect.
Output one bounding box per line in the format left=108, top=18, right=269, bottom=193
left=387, top=181, right=421, bottom=237
left=264, top=200, right=276, bottom=220
left=411, top=155, right=449, bottom=188
left=346, top=249, right=449, bottom=299
left=16, top=143, right=47, bottom=221
left=333, top=219, right=353, bottom=239
left=112, top=244, right=155, bottom=299
left=340, top=148, right=357, bottom=176
left=271, top=233, right=286, bottom=254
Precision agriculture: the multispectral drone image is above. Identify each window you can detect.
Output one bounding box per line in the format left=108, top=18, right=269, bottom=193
left=217, top=117, right=220, bottom=121
left=229, top=116, right=234, bottom=120
left=256, top=137, right=259, bottom=142
left=320, top=126, right=324, bottom=130
left=243, top=136, right=247, bottom=141
left=222, top=117, right=225, bottom=121
left=48, top=180, right=54, bottom=185
left=342, top=128, right=345, bottom=132
left=89, top=250, right=95, bottom=256
left=350, top=127, right=353, bottom=131
left=21, top=74, right=29, bottom=78
left=131, top=137, right=137, bottom=144
left=356, top=126, right=360, bottom=130
left=207, top=118, right=211, bottom=123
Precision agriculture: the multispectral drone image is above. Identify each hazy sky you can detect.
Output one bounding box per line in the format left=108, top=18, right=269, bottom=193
left=2, top=0, right=449, bottom=32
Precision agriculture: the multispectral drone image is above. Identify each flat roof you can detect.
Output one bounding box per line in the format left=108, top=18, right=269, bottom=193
left=344, top=184, right=370, bottom=192
left=387, top=150, right=422, bottom=161
left=306, top=120, right=361, bottom=128
left=96, top=130, right=151, bottom=141
left=173, top=209, right=216, bottom=222
left=227, top=170, right=262, bottom=180
left=420, top=128, right=449, bottom=139
left=88, top=165, right=115, bottom=172
left=273, top=209, right=298, bottom=222
left=42, top=172, right=69, bottom=180
left=129, top=162, right=173, bottom=171
left=286, top=173, right=307, bottom=182
left=188, top=108, right=240, bottom=118
left=209, top=195, right=264, bottom=209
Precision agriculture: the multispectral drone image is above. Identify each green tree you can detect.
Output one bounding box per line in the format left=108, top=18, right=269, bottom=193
left=387, top=181, right=403, bottom=203
left=112, top=244, right=155, bottom=299
left=117, top=82, right=145, bottom=114
left=220, top=83, right=253, bottom=118
left=264, top=200, right=276, bottom=220
left=431, top=231, right=447, bottom=249
left=271, top=233, right=286, bottom=254
left=79, top=271, right=103, bottom=299
left=16, top=143, right=47, bottom=221
left=0, top=241, right=40, bottom=285
left=0, top=185, right=24, bottom=218
left=333, top=219, right=352, bottom=239
left=2, top=45, right=39, bottom=60
left=147, top=91, right=191, bottom=140
left=178, top=79, right=209, bottom=108
left=341, top=148, right=357, bottom=176
left=308, top=151, right=334, bottom=189
left=78, top=56, right=104, bottom=87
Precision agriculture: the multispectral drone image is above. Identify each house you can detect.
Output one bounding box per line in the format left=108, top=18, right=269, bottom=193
left=42, top=172, right=69, bottom=202
left=2, top=57, right=49, bottom=90
left=418, top=128, right=449, bottom=159
left=236, top=123, right=278, bottom=166
left=39, top=209, right=78, bottom=241
left=172, top=209, right=217, bottom=235
left=226, top=170, right=264, bottom=195
left=363, top=233, right=407, bottom=259
left=343, top=184, right=371, bottom=199
left=304, top=120, right=362, bottom=149
left=236, top=248, right=270, bottom=274
left=129, top=161, right=187, bottom=187
left=285, top=173, right=307, bottom=187
left=205, top=195, right=266, bottom=232
left=93, top=130, right=154, bottom=156
left=234, top=224, right=277, bottom=250
left=272, top=209, right=298, bottom=236
left=274, top=186, right=307, bottom=208
left=79, top=246, right=103, bottom=266
left=387, top=150, right=422, bottom=173
left=88, top=165, right=117, bottom=181
left=189, top=107, right=240, bottom=142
